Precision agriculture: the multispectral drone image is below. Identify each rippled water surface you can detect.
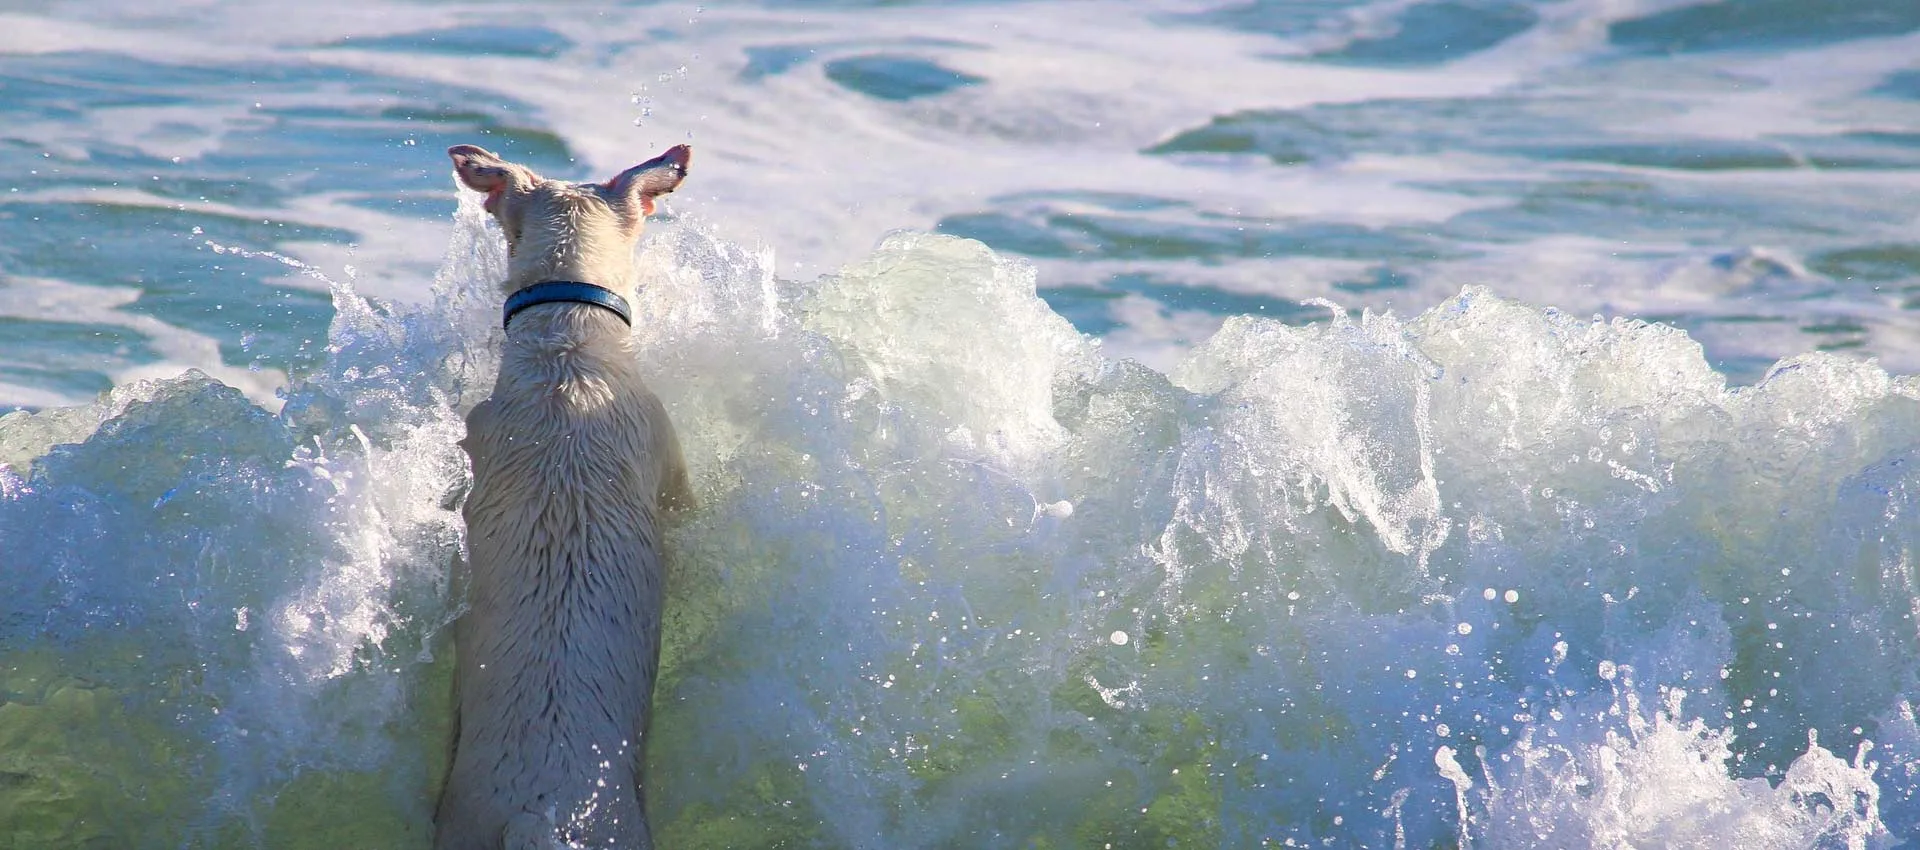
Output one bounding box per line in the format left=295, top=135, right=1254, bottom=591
left=3, top=1, right=1920, bottom=847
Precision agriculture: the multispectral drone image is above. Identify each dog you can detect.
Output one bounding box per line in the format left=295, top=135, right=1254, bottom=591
left=434, top=143, right=695, bottom=850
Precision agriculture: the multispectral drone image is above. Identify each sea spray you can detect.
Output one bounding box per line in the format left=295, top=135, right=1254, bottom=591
left=633, top=227, right=1916, bottom=847
left=3, top=198, right=1918, bottom=847
left=0, top=191, right=503, bottom=845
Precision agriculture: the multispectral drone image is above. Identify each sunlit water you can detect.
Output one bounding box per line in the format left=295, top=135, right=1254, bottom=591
left=3, top=0, right=1920, bottom=847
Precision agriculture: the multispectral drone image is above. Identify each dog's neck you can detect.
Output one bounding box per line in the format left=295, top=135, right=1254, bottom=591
left=499, top=211, right=641, bottom=347
left=498, top=306, right=640, bottom=391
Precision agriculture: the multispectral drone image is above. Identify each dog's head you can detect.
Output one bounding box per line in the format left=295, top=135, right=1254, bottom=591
left=447, top=144, right=690, bottom=292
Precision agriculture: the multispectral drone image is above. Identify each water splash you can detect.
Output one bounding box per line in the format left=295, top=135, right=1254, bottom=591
left=3, top=200, right=1918, bottom=847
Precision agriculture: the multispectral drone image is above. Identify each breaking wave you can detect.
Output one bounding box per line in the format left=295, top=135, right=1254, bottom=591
left=2, top=190, right=1916, bottom=848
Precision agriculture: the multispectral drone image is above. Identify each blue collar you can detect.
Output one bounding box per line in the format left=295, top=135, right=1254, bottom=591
left=502, top=281, right=632, bottom=330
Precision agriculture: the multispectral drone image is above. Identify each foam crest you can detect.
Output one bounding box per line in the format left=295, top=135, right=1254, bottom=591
left=1171, top=304, right=1449, bottom=570
left=0, top=188, right=513, bottom=845
left=5, top=220, right=1920, bottom=848
left=1454, top=686, right=1885, bottom=848
left=632, top=238, right=1920, bottom=846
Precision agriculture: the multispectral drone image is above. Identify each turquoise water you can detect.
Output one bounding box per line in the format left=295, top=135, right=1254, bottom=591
left=2, top=1, right=1920, bottom=847
left=1, top=0, right=1917, bottom=404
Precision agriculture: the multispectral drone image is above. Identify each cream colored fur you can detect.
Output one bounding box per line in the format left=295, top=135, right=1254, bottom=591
left=435, top=144, right=693, bottom=850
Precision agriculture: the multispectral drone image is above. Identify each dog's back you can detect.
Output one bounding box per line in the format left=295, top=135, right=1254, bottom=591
left=435, top=145, right=691, bottom=850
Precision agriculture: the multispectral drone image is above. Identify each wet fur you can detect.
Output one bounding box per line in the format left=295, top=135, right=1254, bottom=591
left=435, top=145, right=692, bottom=850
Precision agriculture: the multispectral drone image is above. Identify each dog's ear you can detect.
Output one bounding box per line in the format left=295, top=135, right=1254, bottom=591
left=448, top=145, right=527, bottom=195
left=605, top=145, right=691, bottom=216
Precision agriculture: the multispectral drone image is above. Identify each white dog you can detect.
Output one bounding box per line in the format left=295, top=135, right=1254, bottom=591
left=435, top=143, right=694, bottom=850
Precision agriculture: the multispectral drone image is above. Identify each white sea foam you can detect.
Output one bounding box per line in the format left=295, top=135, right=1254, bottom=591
left=6, top=182, right=1919, bottom=845
left=6, top=0, right=1919, bottom=406
left=5, top=1, right=1920, bottom=845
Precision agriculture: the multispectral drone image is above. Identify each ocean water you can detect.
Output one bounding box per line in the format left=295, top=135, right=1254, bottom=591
left=2, top=0, right=1919, bottom=847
